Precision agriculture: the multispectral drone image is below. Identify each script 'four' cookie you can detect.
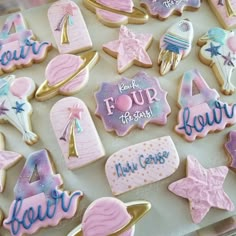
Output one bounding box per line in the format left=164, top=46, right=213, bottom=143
left=169, top=156, right=234, bottom=223
left=0, top=13, right=51, bottom=75
left=198, top=27, right=236, bottom=95
left=48, top=0, right=92, bottom=54
left=175, top=69, right=236, bottom=142
left=106, top=136, right=179, bottom=195
left=95, top=71, right=171, bottom=136
left=0, top=75, right=38, bottom=145
left=140, top=0, right=201, bottom=20
left=158, top=19, right=193, bottom=75
left=103, top=25, right=152, bottom=73
left=50, top=97, right=105, bottom=170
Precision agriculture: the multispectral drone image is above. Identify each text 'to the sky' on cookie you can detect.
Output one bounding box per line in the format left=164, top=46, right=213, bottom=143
left=95, top=71, right=171, bottom=136
left=168, top=155, right=234, bottom=224
left=105, top=136, right=179, bottom=195
left=3, top=149, right=83, bottom=236
left=35, top=51, right=99, bottom=101
left=67, top=197, right=151, bottom=236
left=175, top=69, right=236, bottom=142
left=0, top=75, right=38, bottom=145
left=198, top=27, right=236, bottom=95
left=50, top=97, right=105, bottom=170
left=0, top=13, right=52, bottom=75
left=48, top=0, right=92, bottom=54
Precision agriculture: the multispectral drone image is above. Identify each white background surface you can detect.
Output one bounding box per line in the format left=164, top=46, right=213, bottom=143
left=0, top=1, right=236, bottom=235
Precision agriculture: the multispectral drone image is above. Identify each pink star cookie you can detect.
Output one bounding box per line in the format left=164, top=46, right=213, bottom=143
left=103, top=25, right=152, bottom=73
left=168, top=156, right=234, bottom=224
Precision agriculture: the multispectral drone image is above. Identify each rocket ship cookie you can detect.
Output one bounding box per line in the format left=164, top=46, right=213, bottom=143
left=158, top=19, right=193, bottom=75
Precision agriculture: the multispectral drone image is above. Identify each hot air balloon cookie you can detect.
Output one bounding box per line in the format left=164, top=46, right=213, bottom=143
left=68, top=197, right=151, bottom=236
left=208, top=0, right=236, bottom=29
left=50, top=97, right=105, bottom=170
left=0, top=75, right=38, bottom=145
left=36, top=51, right=99, bottom=101
left=198, top=27, right=236, bottom=95
left=48, top=0, right=92, bottom=54
left=158, top=19, right=194, bottom=75
left=83, top=0, right=148, bottom=27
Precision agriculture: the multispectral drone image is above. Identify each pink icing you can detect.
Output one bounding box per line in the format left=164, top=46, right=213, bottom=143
left=10, top=77, right=32, bottom=99
left=105, top=136, right=179, bottom=195
left=45, top=54, right=89, bottom=94
left=96, top=0, right=133, bottom=24
left=50, top=97, right=105, bottom=169
left=209, top=0, right=236, bottom=29
left=103, top=25, right=152, bottom=73
left=168, top=156, right=234, bottom=223
left=48, top=0, right=92, bottom=54
left=175, top=69, right=236, bottom=141
left=227, top=35, right=236, bottom=53
left=82, top=197, right=134, bottom=236
left=115, top=94, right=133, bottom=111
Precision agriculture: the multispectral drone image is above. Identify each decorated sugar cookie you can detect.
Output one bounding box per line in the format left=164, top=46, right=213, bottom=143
left=0, top=75, right=38, bottom=145
left=0, top=13, right=51, bottom=74
left=175, top=69, right=236, bottom=142
left=169, top=156, right=234, bottom=223
left=0, top=133, right=22, bottom=193
left=3, top=149, right=83, bottom=236
left=225, top=130, right=236, bottom=170
left=95, top=71, right=171, bottom=136
left=158, top=19, right=193, bottom=75
left=208, top=0, right=236, bottom=29
left=50, top=97, right=105, bottom=170
left=106, top=136, right=179, bottom=195
left=83, top=0, right=148, bottom=27
left=68, top=197, right=151, bottom=236
left=48, top=0, right=92, bottom=54
left=140, top=0, right=201, bottom=20
left=103, top=25, right=152, bottom=74
left=198, top=27, right=236, bottom=95
left=36, top=51, right=99, bottom=101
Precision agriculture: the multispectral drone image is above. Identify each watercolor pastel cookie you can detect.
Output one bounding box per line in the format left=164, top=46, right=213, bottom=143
left=175, top=69, right=236, bottom=142
left=158, top=19, right=193, bottom=75
left=48, top=0, right=92, bottom=54
left=68, top=197, right=151, bottom=236
left=0, top=75, right=38, bottom=145
left=0, top=133, right=22, bottom=193
left=208, top=0, right=236, bottom=29
left=50, top=97, right=105, bottom=170
left=36, top=51, right=99, bottom=101
left=225, top=130, right=236, bottom=170
left=169, top=155, right=234, bottom=223
left=103, top=25, right=152, bottom=73
left=198, top=27, right=236, bottom=95
left=0, top=13, right=51, bottom=75
left=95, top=71, right=171, bottom=136
left=106, top=136, right=179, bottom=195
left=3, top=149, right=83, bottom=236
left=83, top=0, right=148, bottom=27
left=140, top=0, right=201, bottom=20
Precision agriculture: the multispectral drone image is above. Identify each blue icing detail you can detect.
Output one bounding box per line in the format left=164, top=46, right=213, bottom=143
left=0, top=80, right=9, bottom=96
left=166, top=43, right=180, bottom=54
left=208, top=27, right=227, bottom=44
left=68, top=16, right=74, bottom=26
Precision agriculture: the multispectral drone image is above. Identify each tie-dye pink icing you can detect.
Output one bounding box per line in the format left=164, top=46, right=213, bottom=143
left=103, top=25, right=152, bottom=73
left=0, top=13, right=51, bottom=74
left=140, top=0, right=201, bottom=20
left=3, top=149, right=83, bottom=236
left=175, top=69, right=236, bottom=141
left=96, top=0, right=133, bottom=25
left=169, top=156, right=234, bottom=223
left=82, top=198, right=135, bottom=236
left=95, top=71, right=171, bottom=136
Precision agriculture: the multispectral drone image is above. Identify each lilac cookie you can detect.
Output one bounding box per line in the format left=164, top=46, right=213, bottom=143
left=225, top=130, right=236, bottom=170
left=95, top=71, right=171, bottom=136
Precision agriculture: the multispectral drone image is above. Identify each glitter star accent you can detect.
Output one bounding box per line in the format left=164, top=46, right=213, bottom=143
left=63, top=3, right=76, bottom=15
left=222, top=52, right=235, bottom=66
left=168, top=156, right=234, bottom=223
left=68, top=104, right=83, bottom=120
left=103, top=25, right=152, bottom=73
left=12, top=101, right=25, bottom=114
left=0, top=100, right=9, bottom=115
left=205, top=42, right=222, bottom=58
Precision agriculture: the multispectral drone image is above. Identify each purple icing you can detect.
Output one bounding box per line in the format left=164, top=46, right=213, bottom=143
left=225, top=131, right=236, bottom=168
